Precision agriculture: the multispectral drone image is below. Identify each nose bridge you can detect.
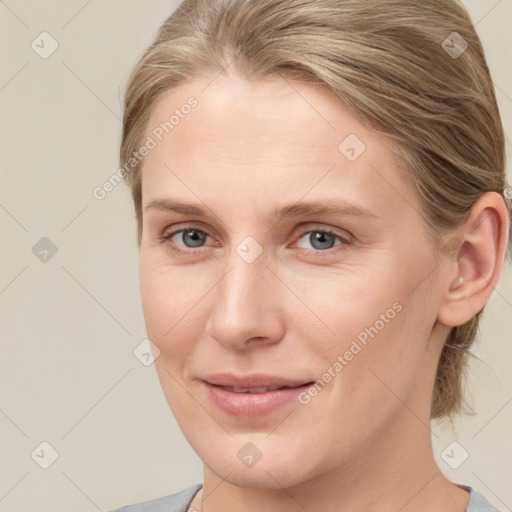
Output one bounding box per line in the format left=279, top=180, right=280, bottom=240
left=219, top=230, right=270, bottom=305
left=219, top=244, right=271, bottom=321
left=205, top=241, right=285, bottom=348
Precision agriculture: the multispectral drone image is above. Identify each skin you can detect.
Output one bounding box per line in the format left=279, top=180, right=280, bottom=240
left=137, top=72, right=509, bottom=512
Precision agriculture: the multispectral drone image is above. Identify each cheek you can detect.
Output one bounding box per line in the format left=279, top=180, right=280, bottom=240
left=298, top=256, right=436, bottom=397
left=292, top=265, right=404, bottom=353
left=139, top=262, right=205, bottom=416
left=139, top=258, right=200, bottom=354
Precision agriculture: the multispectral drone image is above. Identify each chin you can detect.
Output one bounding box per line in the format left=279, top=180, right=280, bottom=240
left=192, top=433, right=318, bottom=490
left=211, top=459, right=306, bottom=490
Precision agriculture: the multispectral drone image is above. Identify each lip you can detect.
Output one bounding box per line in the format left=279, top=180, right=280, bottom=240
left=202, top=373, right=313, bottom=388
left=201, top=373, right=315, bottom=417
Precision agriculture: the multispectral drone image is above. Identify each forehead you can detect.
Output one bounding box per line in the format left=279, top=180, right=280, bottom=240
left=140, top=74, right=418, bottom=219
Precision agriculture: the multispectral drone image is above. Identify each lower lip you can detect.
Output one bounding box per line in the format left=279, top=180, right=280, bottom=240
left=203, top=381, right=313, bottom=417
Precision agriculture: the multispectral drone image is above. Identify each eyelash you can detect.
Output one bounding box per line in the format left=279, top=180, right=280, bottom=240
left=159, top=225, right=351, bottom=256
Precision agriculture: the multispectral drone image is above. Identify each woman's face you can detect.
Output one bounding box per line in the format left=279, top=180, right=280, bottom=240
left=138, top=74, right=449, bottom=488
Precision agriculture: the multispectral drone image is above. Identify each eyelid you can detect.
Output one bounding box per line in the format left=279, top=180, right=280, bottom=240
left=161, top=223, right=216, bottom=244
left=293, top=223, right=352, bottom=242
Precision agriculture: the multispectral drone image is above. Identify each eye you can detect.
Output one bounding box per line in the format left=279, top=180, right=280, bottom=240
left=294, top=228, right=350, bottom=253
left=162, top=227, right=213, bottom=252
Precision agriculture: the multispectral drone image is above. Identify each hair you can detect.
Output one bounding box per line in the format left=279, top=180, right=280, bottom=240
left=120, top=0, right=511, bottom=419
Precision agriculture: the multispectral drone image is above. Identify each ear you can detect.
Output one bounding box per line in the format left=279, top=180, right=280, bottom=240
left=437, top=191, right=510, bottom=327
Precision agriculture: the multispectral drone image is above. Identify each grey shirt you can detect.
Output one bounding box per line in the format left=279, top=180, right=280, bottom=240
left=109, top=483, right=502, bottom=512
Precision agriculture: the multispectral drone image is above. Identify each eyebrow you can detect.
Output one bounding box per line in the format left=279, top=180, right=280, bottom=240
left=143, top=198, right=378, bottom=220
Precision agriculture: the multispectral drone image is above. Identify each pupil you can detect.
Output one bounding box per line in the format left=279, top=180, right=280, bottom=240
left=312, top=231, right=335, bottom=250
left=185, top=230, right=205, bottom=247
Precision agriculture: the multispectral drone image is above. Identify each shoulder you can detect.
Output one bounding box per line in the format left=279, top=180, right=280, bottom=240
left=108, top=483, right=203, bottom=512
left=462, top=484, right=503, bottom=512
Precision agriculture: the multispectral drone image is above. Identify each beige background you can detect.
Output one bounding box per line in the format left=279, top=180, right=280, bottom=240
left=0, top=1, right=511, bottom=511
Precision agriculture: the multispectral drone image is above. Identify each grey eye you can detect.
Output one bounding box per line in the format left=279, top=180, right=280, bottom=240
left=296, top=231, right=340, bottom=251
left=176, top=229, right=208, bottom=248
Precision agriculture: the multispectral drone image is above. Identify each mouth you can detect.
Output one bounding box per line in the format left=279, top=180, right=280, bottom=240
left=209, top=383, right=315, bottom=393
left=201, top=375, right=316, bottom=417
left=202, top=372, right=315, bottom=389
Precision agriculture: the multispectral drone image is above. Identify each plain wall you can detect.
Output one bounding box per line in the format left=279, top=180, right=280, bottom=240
left=0, top=1, right=510, bottom=510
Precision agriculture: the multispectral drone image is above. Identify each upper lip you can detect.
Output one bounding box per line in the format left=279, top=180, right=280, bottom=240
left=202, top=373, right=314, bottom=388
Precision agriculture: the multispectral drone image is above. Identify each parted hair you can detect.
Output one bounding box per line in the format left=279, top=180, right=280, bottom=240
left=120, top=0, right=511, bottom=419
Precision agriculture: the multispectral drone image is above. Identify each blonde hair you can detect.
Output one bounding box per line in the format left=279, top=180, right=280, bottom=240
left=120, top=0, right=511, bottom=419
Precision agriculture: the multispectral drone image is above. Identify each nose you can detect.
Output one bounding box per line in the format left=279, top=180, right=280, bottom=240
left=204, top=253, right=287, bottom=351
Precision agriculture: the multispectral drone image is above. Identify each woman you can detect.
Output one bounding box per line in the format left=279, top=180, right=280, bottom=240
left=111, top=0, right=511, bottom=510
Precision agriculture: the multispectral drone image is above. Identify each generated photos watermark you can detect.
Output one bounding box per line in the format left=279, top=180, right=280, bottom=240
left=298, top=301, right=403, bottom=405
left=92, top=96, right=198, bottom=200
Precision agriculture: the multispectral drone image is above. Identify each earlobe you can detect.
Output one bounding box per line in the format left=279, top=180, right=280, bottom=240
left=437, top=192, right=510, bottom=327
